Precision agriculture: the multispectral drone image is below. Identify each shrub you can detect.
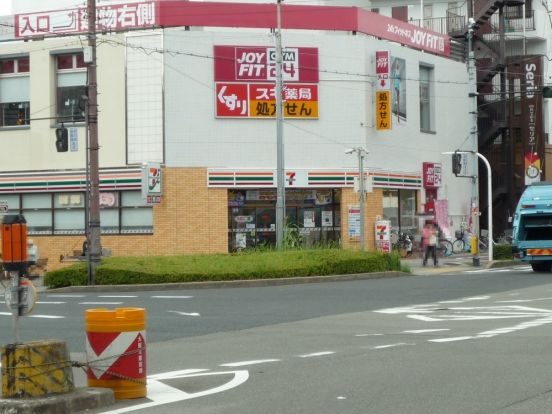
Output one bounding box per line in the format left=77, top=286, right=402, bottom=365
left=44, top=264, right=87, bottom=288
left=493, top=244, right=513, bottom=260
left=43, top=249, right=405, bottom=288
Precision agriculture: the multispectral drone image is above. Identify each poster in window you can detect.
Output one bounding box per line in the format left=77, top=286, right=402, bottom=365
left=321, top=210, right=333, bottom=227
left=236, top=233, right=247, bottom=249
left=303, top=210, right=315, bottom=228
left=348, top=206, right=360, bottom=240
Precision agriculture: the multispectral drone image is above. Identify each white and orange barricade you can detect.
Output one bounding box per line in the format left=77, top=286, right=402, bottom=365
left=85, top=307, right=147, bottom=399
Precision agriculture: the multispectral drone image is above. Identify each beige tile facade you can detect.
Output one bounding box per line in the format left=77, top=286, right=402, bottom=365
left=22, top=168, right=229, bottom=271
left=15, top=169, right=392, bottom=271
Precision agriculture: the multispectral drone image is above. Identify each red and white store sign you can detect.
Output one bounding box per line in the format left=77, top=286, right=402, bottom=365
left=214, top=46, right=319, bottom=83
left=375, top=51, right=390, bottom=90
left=15, top=2, right=156, bottom=38
left=86, top=330, right=146, bottom=380
left=422, top=162, right=442, bottom=189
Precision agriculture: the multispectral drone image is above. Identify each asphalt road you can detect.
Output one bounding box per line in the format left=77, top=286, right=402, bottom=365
left=3, top=265, right=552, bottom=413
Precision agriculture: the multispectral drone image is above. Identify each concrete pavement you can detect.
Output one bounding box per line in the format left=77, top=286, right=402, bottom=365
left=402, top=252, right=521, bottom=276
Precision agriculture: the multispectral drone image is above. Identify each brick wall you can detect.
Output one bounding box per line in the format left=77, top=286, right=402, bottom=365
left=23, top=168, right=228, bottom=270
left=340, top=188, right=384, bottom=251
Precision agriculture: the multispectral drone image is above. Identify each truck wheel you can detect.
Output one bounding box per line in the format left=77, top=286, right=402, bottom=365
left=531, top=263, right=552, bottom=272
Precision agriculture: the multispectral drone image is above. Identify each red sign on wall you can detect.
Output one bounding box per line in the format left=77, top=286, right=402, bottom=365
left=423, top=162, right=442, bottom=188
left=214, top=46, right=319, bottom=83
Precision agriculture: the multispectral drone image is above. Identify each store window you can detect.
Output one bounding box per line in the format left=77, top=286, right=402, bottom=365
left=228, top=189, right=341, bottom=251
left=383, top=189, right=418, bottom=235
left=0, top=56, right=30, bottom=127
left=5, top=190, right=152, bottom=235
left=419, top=65, right=434, bottom=132
left=56, top=53, right=86, bottom=124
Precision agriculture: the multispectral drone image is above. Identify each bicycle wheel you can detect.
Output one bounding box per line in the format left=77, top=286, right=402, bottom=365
left=440, top=240, right=453, bottom=257
left=452, top=239, right=464, bottom=254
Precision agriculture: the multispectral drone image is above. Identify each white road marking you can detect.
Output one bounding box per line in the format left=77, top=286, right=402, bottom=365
left=168, top=310, right=200, bottom=317
left=99, top=295, right=138, bottom=298
left=496, top=298, right=552, bottom=303
left=407, top=315, right=438, bottom=322
left=371, top=343, right=414, bottom=350
left=29, top=314, right=65, bottom=319
left=403, top=329, right=451, bottom=334
left=439, top=300, right=464, bottom=304
left=36, top=301, right=66, bottom=304
left=151, top=296, right=193, bottom=299
left=47, top=294, right=86, bottom=298
left=0, top=312, right=11, bottom=316
left=79, top=302, right=123, bottom=305
left=462, top=296, right=490, bottom=301
left=509, top=292, right=520, bottom=296
left=220, top=359, right=280, bottom=367
left=99, top=369, right=249, bottom=414
left=355, top=333, right=384, bottom=337
left=428, top=336, right=472, bottom=343
left=298, top=351, right=335, bottom=358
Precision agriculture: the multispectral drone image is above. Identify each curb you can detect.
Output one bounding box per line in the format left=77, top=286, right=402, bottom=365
left=45, top=271, right=410, bottom=293
left=0, top=387, right=115, bottom=414
left=485, top=260, right=521, bottom=269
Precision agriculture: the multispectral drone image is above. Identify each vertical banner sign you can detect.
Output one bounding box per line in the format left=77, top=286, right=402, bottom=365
left=434, top=199, right=451, bottom=240
left=422, top=162, right=442, bottom=188
left=376, top=51, right=391, bottom=131
left=376, top=91, right=391, bottom=130
left=374, top=219, right=391, bottom=253
left=214, top=46, right=319, bottom=119
left=348, top=205, right=361, bottom=240
left=522, top=56, right=544, bottom=185
left=375, top=51, right=390, bottom=90
left=69, top=127, right=78, bottom=152
left=142, top=162, right=162, bottom=205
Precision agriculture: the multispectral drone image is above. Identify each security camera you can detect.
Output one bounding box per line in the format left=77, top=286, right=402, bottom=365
left=345, top=148, right=355, bottom=154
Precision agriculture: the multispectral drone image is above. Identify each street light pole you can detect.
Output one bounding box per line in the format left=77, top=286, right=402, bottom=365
left=467, top=17, right=480, bottom=267
left=87, top=0, right=101, bottom=283
left=346, top=147, right=368, bottom=251
left=275, top=0, right=285, bottom=249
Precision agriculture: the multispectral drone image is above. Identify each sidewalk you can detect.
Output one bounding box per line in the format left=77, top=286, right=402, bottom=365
left=402, top=253, right=520, bottom=276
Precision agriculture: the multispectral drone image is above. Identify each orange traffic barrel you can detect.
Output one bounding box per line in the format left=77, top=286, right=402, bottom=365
left=85, top=308, right=147, bottom=399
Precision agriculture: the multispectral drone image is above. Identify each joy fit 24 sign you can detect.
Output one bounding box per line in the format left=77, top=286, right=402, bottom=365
left=214, top=46, right=319, bottom=118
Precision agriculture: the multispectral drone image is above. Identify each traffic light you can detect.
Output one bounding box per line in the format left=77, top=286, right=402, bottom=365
left=452, top=152, right=462, bottom=175
left=55, top=126, right=68, bottom=152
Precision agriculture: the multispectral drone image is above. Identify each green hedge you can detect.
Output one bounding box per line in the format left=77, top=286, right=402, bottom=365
left=493, top=243, right=513, bottom=260
left=44, top=249, right=404, bottom=288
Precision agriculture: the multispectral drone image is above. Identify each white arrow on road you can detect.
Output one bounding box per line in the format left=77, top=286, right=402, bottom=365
left=168, top=310, right=200, bottom=317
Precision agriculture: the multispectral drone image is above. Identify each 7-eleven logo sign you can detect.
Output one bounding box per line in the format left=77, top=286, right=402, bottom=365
left=86, top=330, right=146, bottom=380
left=376, top=225, right=387, bottom=240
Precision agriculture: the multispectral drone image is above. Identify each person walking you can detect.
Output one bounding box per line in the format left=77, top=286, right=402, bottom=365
left=422, top=222, right=438, bottom=266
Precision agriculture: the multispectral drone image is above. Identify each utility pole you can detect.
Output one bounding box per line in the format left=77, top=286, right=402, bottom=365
left=87, top=0, right=101, bottom=283
left=467, top=18, right=480, bottom=266
left=275, top=0, right=285, bottom=249
left=346, top=147, right=368, bottom=251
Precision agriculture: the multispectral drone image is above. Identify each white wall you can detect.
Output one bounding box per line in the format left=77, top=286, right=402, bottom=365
left=160, top=28, right=472, bottom=216
left=0, top=35, right=127, bottom=171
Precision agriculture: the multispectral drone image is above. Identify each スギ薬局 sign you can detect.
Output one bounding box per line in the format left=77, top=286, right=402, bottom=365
left=214, top=46, right=319, bottom=119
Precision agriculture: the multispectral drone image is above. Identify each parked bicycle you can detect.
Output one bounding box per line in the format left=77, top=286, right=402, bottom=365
left=452, top=227, right=468, bottom=254
left=392, top=232, right=414, bottom=258
left=438, top=238, right=453, bottom=257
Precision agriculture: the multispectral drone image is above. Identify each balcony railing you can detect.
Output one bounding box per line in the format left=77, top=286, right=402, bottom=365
left=489, top=9, right=535, bottom=33
left=408, top=16, right=465, bottom=36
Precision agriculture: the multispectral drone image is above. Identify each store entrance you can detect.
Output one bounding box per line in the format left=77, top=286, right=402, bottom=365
left=228, top=189, right=341, bottom=251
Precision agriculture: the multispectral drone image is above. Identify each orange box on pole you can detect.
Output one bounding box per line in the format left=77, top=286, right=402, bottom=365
left=85, top=308, right=147, bottom=399
left=2, top=214, right=27, bottom=266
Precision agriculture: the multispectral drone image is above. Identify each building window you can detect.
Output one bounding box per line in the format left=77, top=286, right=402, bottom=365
left=227, top=189, right=341, bottom=251
left=56, top=53, right=86, bottom=124
left=5, top=190, right=152, bottom=235
left=419, top=65, right=434, bottom=132
left=383, top=189, right=418, bottom=235
left=0, top=57, right=30, bottom=127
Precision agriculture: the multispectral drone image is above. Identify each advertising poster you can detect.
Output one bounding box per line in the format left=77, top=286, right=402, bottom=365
left=321, top=210, right=333, bottom=227
left=376, top=90, right=391, bottom=130
left=304, top=210, right=315, bottom=228
left=348, top=206, right=360, bottom=240
left=434, top=199, right=451, bottom=240
left=374, top=219, right=391, bottom=253
left=391, top=57, right=406, bottom=123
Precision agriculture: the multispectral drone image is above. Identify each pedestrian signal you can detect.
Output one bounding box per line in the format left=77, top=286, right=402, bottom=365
left=452, top=152, right=462, bottom=175
left=55, top=127, right=68, bottom=152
